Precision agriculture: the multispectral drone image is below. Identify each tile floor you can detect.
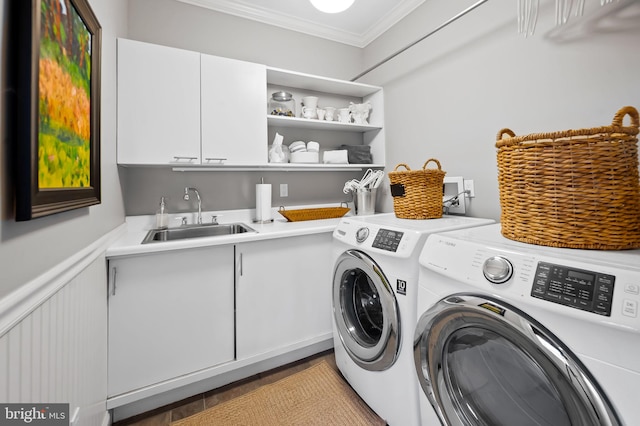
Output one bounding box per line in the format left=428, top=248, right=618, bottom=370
left=113, top=350, right=339, bottom=426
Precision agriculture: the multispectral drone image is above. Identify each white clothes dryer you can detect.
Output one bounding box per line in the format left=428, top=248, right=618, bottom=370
left=414, top=223, right=640, bottom=426
left=331, top=213, right=494, bottom=426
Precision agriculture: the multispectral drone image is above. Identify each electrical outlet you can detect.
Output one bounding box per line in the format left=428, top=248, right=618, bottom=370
left=280, top=183, right=288, bottom=197
left=464, top=179, right=475, bottom=198
left=443, top=176, right=465, bottom=215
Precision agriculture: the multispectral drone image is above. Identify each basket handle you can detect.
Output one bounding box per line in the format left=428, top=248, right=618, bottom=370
left=496, top=128, right=516, bottom=141
left=393, top=163, right=412, bottom=171
left=422, top=158, right=442, bottom=170
left=612, top=106, right=639, bottom=128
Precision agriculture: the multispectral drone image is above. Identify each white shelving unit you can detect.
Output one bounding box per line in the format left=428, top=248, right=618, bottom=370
left=265, top=66, right=385, bottom=171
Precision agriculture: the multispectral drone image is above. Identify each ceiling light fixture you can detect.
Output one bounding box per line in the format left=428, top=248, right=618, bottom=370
left=309, top=0, right=355, bottom=14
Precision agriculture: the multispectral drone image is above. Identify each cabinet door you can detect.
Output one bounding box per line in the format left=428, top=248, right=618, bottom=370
left=236, top=234, right=333, bottom=359
left=107, top=246, right=234, bottom=397
left=201, top=54, right=267, bottom=164
left=117, top=38, right=201, bottom=164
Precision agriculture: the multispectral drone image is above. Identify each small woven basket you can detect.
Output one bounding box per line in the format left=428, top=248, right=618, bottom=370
left=388, top=159, right=446, bottom=219
left=495, top=106, right=640, bottom=250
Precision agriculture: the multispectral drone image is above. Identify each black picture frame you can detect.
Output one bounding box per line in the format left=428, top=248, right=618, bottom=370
left=14, top=0, right=102, bottom=221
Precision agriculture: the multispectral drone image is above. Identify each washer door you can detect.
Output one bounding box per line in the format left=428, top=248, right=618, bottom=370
left=333, top=249, right=400, bottom=371
left=414, top=294, right=621, bottom=426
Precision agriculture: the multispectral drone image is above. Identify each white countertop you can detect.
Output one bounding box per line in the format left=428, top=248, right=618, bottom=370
left=106, top=206, right=346, bottom=258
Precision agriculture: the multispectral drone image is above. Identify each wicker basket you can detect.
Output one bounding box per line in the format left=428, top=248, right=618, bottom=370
left=495, top=106, right=640, bottom=250
left=388, top=159, right=446, bottom=219
left=278, top=204, right=350, bottom=222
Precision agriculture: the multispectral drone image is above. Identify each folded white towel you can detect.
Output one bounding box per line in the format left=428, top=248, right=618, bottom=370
left=323, top=150, right=349, bottom=164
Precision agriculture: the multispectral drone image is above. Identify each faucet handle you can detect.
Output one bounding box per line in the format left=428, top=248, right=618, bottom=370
left=175, top=216, right=188, bottom=226
left=209, top=215, right=219, bottom=225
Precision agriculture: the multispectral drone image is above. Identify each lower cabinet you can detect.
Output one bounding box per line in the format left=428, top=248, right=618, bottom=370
left=107, top=232, right=334, bottom=407
left=235, top=233, right=334, bottom=359
left=107, top=246, right=234, bottom=397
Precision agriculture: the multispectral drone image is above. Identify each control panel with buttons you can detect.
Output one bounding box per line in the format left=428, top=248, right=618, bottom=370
left=372, top=229, right=404, bottom=252
left=531, top=262, right=615, bottom=316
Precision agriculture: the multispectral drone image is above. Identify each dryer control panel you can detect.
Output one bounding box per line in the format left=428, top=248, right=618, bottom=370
left=371, top=229, right=404, bottom=252
left=531, top=262, right=615, bottom=316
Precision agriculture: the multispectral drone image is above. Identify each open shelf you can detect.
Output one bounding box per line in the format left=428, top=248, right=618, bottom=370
left=267, top=115, right=382, bottom=132
left=266, top=67, right=381, bottom=98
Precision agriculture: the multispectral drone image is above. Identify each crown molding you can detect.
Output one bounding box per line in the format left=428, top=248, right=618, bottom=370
left=175, top=0, right=425, bottom=48
left=360, top=0, right=425, bottom=47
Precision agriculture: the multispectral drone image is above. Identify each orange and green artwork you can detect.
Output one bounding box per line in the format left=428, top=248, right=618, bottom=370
left=38, top=0, right=92, bottom=189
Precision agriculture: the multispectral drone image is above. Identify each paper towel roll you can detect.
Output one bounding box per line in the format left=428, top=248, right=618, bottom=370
left=256, top=183, right=272, bottom=222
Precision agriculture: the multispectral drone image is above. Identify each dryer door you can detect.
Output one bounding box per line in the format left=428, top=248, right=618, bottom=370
left=414, top=293, right=621, bottom=426
left=333, top=249, right=400, bottom=371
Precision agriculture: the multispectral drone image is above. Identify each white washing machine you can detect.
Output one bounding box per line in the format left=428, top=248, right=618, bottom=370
left=331, top=213, right=494, bottom=426
left=414, top=223, right=640, bottom=426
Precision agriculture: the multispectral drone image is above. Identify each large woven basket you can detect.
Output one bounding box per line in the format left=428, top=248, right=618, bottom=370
left=495, top=106, right=640, bottom=250
left=388, top=159, right=445, bottom=219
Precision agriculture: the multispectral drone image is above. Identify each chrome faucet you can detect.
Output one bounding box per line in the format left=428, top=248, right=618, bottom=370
left=183, top=187, right=202, bottom=224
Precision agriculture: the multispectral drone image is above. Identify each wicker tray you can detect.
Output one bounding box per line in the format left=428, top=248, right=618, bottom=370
left=278, top=205, right=350, bottom=222
left=495, top=106, right=640, bottom=250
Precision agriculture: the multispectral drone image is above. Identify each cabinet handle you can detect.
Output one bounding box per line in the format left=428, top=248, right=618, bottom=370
left=239, top=253, right=243, bottom=276
left=173, top=156, right=198, bottom=161
left=111, top=267, right=117, bottom=296
left=204, top=157, right=227, bottom=163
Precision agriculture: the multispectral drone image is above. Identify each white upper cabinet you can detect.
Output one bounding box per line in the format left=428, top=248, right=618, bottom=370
left=117, top=39, right=201, bottom=164
left=201, top=54, right=267, bottom=164
left=116, top=39, right=385, bottom=169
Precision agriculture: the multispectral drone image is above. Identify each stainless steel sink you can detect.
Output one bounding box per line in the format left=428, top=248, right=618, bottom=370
left=142, top=223, right=256, bottom=244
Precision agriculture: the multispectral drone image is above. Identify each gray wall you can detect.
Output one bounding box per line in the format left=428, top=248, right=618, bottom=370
left=360, top=0, right=640, bottom=220
left=121, top=168, right=363, bottom=216
left=127, top=0, right=363, bottom=80
left=122, top=0, right=369, bottom=216
left=0, top=0, right=128, bottom=299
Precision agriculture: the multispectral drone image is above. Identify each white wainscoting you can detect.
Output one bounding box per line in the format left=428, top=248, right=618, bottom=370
left=0, top=225, right=125, bottom=426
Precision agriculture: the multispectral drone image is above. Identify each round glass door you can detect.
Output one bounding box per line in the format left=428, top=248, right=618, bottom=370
left=333, top=249, right=400, bottom=371
left=414, top=294, right=621, bottom=426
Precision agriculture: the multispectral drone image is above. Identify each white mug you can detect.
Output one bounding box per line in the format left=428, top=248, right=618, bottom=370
left=352, top=112, right=366, bottom=124
left=316, top=108, right=326, bottom=120
left=324, top=107, right=336, bottom=121
left=301, top=96, right=318, bottom=111
left=302, top=106, right=316, bottom=119
left=338, top=108, right=351, bottom=123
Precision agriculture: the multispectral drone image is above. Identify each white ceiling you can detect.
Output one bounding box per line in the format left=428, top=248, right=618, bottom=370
left=175, top=0, right=426, bottom=47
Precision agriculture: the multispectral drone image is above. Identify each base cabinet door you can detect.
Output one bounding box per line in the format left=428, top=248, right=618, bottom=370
left=107, top=246, right=234, bottom=397
left=235, top=233, right=333, bottom=359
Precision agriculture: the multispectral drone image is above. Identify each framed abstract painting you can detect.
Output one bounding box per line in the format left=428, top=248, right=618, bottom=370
left=14, top=0, right=102, bottom=221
